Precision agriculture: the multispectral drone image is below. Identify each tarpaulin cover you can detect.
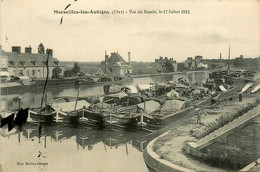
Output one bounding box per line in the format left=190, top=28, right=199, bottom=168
left=219, top=85, right=227, bottom=92
left=166, top=90, right=180, bottom=98
left=106, top=92, right=128, bottom=98
left=192, top=89, right=201, bottom=95
left=251, top=85, right=260, bottom=93
left=92, top=102, right=112, bottom=110
left=242, top=83, right=253, bottom=93
left=108, top=85, right=122, bottom=94
left=197, top=87, right=209, bottom=92
left=137, top=100, right=160, bottom=114
left=121, top=85, right=138, bottom=94
left=51, top=100, right=90, bottom=112
left=137, top=84, right=152, bottom=91
left=160, top=99, right=186, bottom=112
left=156, top=83, right=171, bottom=88
left=175, top=83, right=189, bottom=88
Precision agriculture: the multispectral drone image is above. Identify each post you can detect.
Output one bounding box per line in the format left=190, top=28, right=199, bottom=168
left=79, top=107, right=88, bottom=121
left=18, top=96, right=21, bottom=109
left=144, top=99, right=146, bottom=114
left=105, top=50, right=107, bottom=76
left=74, top=87, right=80, bottom=110
left=113, top=99, right=116, bottom=111
left=27, top=109, right=32, bottom=122
left=50, top=102, right=52, bottom=115
left=140, top=112, right=144, bottom=127
left=45, top=93, right=47, bottom=113
left=228, top=44, right=230, bottom=74
left=125, top=98, right=129, bottom=114
left=56, top=111, right=59, bottom=123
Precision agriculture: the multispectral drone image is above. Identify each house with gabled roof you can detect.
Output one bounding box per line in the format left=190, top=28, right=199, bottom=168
left=100, top=52, right=133, bottom=76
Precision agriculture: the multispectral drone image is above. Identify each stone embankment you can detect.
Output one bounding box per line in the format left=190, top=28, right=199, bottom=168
left=144, top=92, right=260, bottom=171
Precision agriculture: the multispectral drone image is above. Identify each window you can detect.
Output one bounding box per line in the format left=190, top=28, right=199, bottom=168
left=20, top=70, right=24, bottom=76
left=32, top=70, right=35, bottom=77
left=31, top=61, right=36, bottom=66
left=19, top=61, right=26, bottom=66
left=38, top=70, right=41, bottom=78
left=9, top=61, right=15, bottom=66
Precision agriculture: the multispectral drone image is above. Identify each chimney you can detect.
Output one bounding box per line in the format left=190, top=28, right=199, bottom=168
left=128, top=52, right=131, bottom=63
left=25, top=46, right=32, bottom=54
left=220, top=52, right=222, bottom=63
left=46, top=49, right=53, bottom=56
left=105, top=50, right=108, bottom=76
left=12, top=46, right=21, bottom=54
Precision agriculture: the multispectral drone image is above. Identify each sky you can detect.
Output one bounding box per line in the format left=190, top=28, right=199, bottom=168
left=0, top=0, right=259, bottom=62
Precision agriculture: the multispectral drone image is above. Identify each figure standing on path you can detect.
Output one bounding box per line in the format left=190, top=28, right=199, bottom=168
left=195, top=108, right=201, bottom=124
left=239, top=91, right=243, bottom=102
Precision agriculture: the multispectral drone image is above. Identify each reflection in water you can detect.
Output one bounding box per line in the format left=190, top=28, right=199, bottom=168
left=1, top=123, right=151, bottom=172
left=0, top=72, right=209, bottom=172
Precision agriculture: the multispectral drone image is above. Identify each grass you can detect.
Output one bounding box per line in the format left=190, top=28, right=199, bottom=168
left=195, top=97, right=260, bottom=139
left=153, top=135, right=172, bottom=152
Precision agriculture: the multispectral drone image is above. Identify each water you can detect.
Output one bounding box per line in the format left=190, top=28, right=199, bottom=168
left=0, top=124, right=150, bottom=172
left=0, top=72, right=209, bottom=172
left=1, top=71, right=209, bottom=111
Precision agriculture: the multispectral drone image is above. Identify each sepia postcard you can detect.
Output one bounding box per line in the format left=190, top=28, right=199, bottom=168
left=0, top=0, right=259, bottom=172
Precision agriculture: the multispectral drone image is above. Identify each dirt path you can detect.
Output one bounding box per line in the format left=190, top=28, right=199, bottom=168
left=152, top=92, right=260, bottom=171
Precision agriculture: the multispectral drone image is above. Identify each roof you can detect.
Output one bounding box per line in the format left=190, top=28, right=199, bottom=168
left=108, top=53, right=126, bottom=63
left=160, top=99, right=186, bottom=112
left=218, top=85, right=227, bottom=92
left=166, top=90, right=180, bottom=98
left=2, top=51, right=61, bottom=68
left=106, top=92, right=128, bottom=98
left=251, top=85, right=260, bottom=93
left=137, top=100, right=160, bottom=114
left=241, top=83, right=253, bottom=93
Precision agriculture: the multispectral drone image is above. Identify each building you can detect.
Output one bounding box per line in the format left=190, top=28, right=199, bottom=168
left=0, top=45, right=64, bottom=79
left=151, top=57, right=177, bottom=73
left=184, top=57, right=194, bottom=69
left=100, top=52, right=133, bottom=76
left=184, top=55, right=207, bottom=70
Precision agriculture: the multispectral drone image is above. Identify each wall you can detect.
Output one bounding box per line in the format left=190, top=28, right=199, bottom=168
left=7, top=66, right=61, bottom=78
left=0, top=55, right=8, bottom=69
left=199, top=122, right=260, bottom=168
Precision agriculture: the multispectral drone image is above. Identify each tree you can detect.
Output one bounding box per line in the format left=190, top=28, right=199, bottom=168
left=72, top=63, right=80, bottom=74
left=52, top=67, right=62, bottom=78
left=38, top=43, right=45, bottom=54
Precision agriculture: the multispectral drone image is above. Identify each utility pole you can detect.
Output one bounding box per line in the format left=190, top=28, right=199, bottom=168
left=105, top=50, right=107, bottom=76
left=228, top=44, right=230, bottom=74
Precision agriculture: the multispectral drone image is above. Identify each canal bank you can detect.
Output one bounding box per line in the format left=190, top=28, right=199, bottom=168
left=131, top=70, right=211, bottom=79
left=143, top=91, right=260, bottom=171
